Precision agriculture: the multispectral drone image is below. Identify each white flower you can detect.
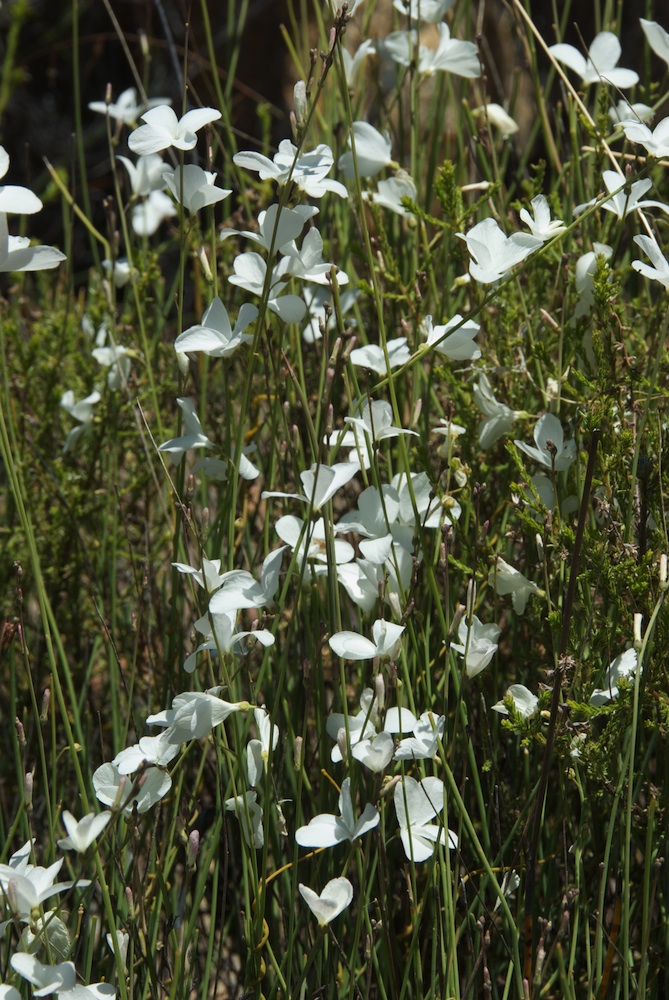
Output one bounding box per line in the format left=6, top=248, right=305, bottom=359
left=207, top=547, right=285, bottom=615
left=247, top=708, right=280, bottom=786
left=632, top=232, right=669, bottom=289
left=0, top=213, right=65, bottom=272
left=295, top=777, right=379, bottom=847
left=329, top=619, right=405, bottom=661
left=326, top=688, right=380, bottom=763
left=514, top=413, right=576, bottom=472
left=112, top=729, right=182, bottom=774
left=299, top=878, right=353, bottom=926
left=519, top=195, right=566, bottom=241
left=0, top=856, right=89, bottom=920
left=609, top=100, right=653, bottom=125
left=163, top=164, right=231, bottom=214
left=619, top=117, right=669, bottom=158
left=102, top=257, right=132, bottom=287
left=391, top=470, right=455, bottom=529
left=275, top=226, right=349, bottom=285
left=89, top=87, right=170, bottom=126
left=457, top=217, right=541, bottom=284
left=275, top=515, right=354, bottom=564
left=473, top=374, right=522, bottom=448
left=234, top=140, right=347, bottom=199
left=364, top=170, right=417, bottom=217
left=225, top=791, right=264, bottom=848
left=326, top=399, right=417, bottom=469
left=491, top=684, right=538, bottom=718
left=351, top=731, right=395, bottom=771
left=57, top=811, right=111, bottom=852
left=116, top=153, right=166, bottom=197
left=472, top=104, right=519, bottom=139
left=338, top=121, right=393, bottom=178
left=384, top=26, right=480, bottom=78
left=338, top=484, right=411, bottom=563
left=11, top=955, right=115, bottom=1000
left=640, top=18, right=669, bottom=67
left=342, top=39, right=376, bottom=86
left=145, top=689, right=250, bottom=741
left=130, top=190, right=176, bottom=236
left=128, top=105, right=221, bottom=155
left=173, top=555, right=227, bottom=592
left=394, top=711, right=445, bottom=760
left=228, top=252, right=307, bottom=323
left=421, top=22, right=481, bottom=77
left=61, top=390, right=101, bottom=453
left=158, top=398, right=214, bottom=463
left=175, top=298, right=257, bottom=358
left=590, top=648, right=638, bottom=705
left=549, top=32, right=639, bottom=88
left=91, top=340, right=132, bottom=391
left=0, top=147, right=43, bottom=214
left=182, top=609, right=274, bottom=671
left=423, top=313, right=481, bottom=360
left=92, top=763, right=172, bottom=814
left=392, top=0, right=456, bottom=22
left=349, top=337, right=411, bottom=373
left=451, top=615, right=501, bottom=678
left=585, top=170, right=669, bottom=219
left=262, top=461, right=359, bottom=511
left=394, top=776, right=457, bottom=861
left=222, top=202, right=317, bottom=255
left=488, top=557, right=539, bottom=614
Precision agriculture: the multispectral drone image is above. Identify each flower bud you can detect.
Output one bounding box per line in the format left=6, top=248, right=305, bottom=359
left=186, top=830, right=200, bottom=872
left=293, top=736, right=303, bottom=771
left=660, top=553, right=668, bottom=591
left=375, top=673, right=385, bottom=712
left=634, top=613, right=643, bottom=651
left=24, top=770, right=34, bottom=813
left=293, top=81, right=308, bottom=131
left=40, top=688, right=51, bottom=723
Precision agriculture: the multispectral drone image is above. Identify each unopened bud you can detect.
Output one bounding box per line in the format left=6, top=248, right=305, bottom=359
left=15, top=718, right=25, bottom=748
left=293, top=80, right=308, bottom=130
left=536, top=532, right=544, bottom=560
left=139, top=29, right=150, bottom=60
left=40, top=688, right=51, bottom=723
left=105, top=82, right=113, bottom=106
left=634, top=613, right=643, bottom=650
left=24, top=770, right=34, bottom=813
left=660, top=553, right=668, bottom=591
left=375, top=673, right=385, bottom=712
left=466, top=579, right=477, bottom=619
left=125, top=886, right=134, bottom=917
left=186, top=830, right=200, bottom=872
left=293, top=736, right=303, bottom=771
left=451, top=604, right=466, bottom=637
left=197, top=244, right=213, bottom=284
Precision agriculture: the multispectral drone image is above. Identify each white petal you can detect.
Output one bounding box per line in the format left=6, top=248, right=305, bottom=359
left=299, top=877, right=353, bottom=925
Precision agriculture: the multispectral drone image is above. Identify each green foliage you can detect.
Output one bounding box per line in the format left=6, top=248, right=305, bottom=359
left=2, top=3, right=669, bottom=999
